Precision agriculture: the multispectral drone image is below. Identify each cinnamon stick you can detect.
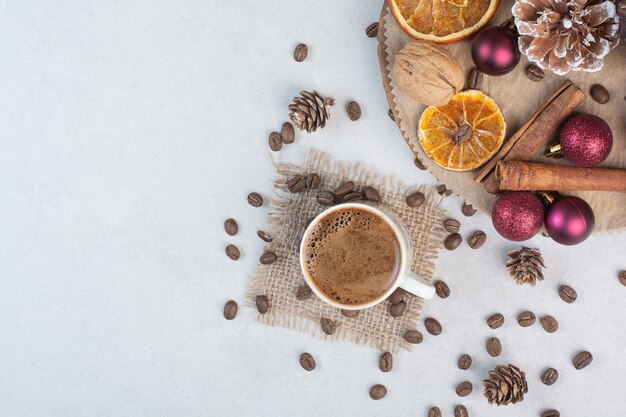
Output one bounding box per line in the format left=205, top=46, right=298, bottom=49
left=475, top=80, right=586, bottom=193
left=496, top=160, right=626, bottom=192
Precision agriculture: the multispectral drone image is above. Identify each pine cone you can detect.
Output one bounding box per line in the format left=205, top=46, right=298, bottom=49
left=506, top=246, right=545, bottom=286
left=619, top=0, right=626, bottom=40
left=288, top=90, right=335, bottom=133
left=512, top=0, right=620, bottom=75
left=483, top=364, right=528, bottom=406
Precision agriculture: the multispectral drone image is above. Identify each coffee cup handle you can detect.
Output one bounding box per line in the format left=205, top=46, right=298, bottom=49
left=399, top=271, right=435, bottom=300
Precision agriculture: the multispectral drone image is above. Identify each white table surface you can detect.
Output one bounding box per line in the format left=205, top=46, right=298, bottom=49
left=1, top=1, right=625, bottom=416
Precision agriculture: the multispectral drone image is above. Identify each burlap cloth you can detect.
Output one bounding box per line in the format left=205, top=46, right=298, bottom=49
left=378, top=0, right=626, bottom=234
left=247, top=150, right=446, bottom=353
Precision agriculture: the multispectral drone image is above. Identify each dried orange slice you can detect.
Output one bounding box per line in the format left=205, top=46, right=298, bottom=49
left=418, top=90, right=505, bottom=171
left=388, top=0, right=500, bottom=44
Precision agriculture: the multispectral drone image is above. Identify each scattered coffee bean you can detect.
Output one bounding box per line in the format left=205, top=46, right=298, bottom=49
left=224, top=218, right=238, bottom=236
left=269, top=131, right=282, bottom=152
left=259, top=252, right=278, bottom=265
left=468, top=231, right=486, bottom=249
left=389, top=288, right=408, bottom=304
left=541, top=410, right=560, bottom=417
left=341, top=309, right=360, bottom=318
left=379, top=352, right=393, bottom=372
left=369, top=384, right=387, bottom=400
left=223, top=300, right=238, bottom=320
left=540, top=315, right=558, bottom=333
left=414, top=157, right=427, bottom=170
left=437, top=184, right=452, bottom=196
left=363, top=186, right=381, bottom=202
left=316, top=191, right=336, bottom=206
left=225, top=244, right=240, bottom=261
left=572, top=350, right=593, bottom=369
left=618, top=270, right=626, bottom=286
left=558, top=285, right=577, bottom=303
left=486, top=337, right=502, bottom=357
left=458, top=354, right=472, bottom=370
left=444, top=218, right=460, bottom=233
left=428, top=407, right=442, bottom=417
left=454, top=404, right=469, bottom=417
left=334, top=181, right=355, bottom=197
left=468, top=67, right=483, bottom=89
left=342, top=191, right=364, bottom=202
left=456, top=381, right=473, bottom=397
left=461, top=202, right=476, bottom=216
left=487, top=313, right=505, bottom=329
left=365, top=22, right=379, bottom=38
left=434, top=280, right=450, bottom=299
left=390, top=300, right=406, bottom=318
left=590, top=84, right=610, bottom=104
left=517, top=311, right=536, bottom=327
left=281, top=122, right=295, bottom=144
left=424, top=317, right=442, bottom=335
left=293, top=43, right=308, bottom=62
left=541, top=368, right=558, bottom=386
left=296, top=284, right=313, bottom=300
left=305, top=173, right=321, bottom=189
left=403, top=330, right=423, bottom=344
left=406, top=191, right=425, bottom=208
left=444, top=233, right=462, bottom=250
left=247, top=192, right=263, bottom=207
left=347, top=101, right=362, bottom=121
left=526, top=64, right=545, bottom=81
left=388, top=108, right=395, bottom=121
left=299, top=352, right=316, bottom=371
left=320, top=317, right=336, bottom=335
left=257, top=230, right=273, bottom=243
left=287, top=175, right=307, bottom=193
left=255, top=295, right=269, bottom=314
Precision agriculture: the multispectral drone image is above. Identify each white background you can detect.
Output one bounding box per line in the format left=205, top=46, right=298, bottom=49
left=1, top=1, right=625, bottom=416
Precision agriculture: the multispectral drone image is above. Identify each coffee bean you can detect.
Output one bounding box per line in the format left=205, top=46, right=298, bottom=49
left=247, top=192, right=263, bottom=207
left=540, top=315, right=558, bottom=333
left=434, top=280, right=450, bottom=299
left=487, top=313, right=505, bottom=329
left=281, top=121, right=295, bottom=144
left=458, top=354, right=472, bottom=370
left=517, top=311, right=536, bottom=327
left=468, top=231, right=486, bottom=249
left=224, top=218, right=238, bottom=236
left=347, top=101, right=362, bottom=121
left=406, top=191, right=425, bottom=208
left=269, top=131, right=282, bottom=152
left=389, top=300, right=406, bottom=318
left=424, top=317, right=442, bottom=335
left=468, top=67, right=483, bottom=89
left=526, top=64, right=545, bottom=81
left=437, top=184, right=452, bottom=196
left=341, top=309, right=360, bottom=318
left=572, top=350, right=593, bottom=369
left=486, top=337, right=502, bottom=357
left=363, top=186, right=381, bottom=202
left=403, top=330, right=423, bottom=344
left=389, top=288, right=408, bottom=304
left=414, top=157, right=427, bottom=170
left=320, top=317, right=336, bottom=335
left=541, top=368, right=558, bottom=385
left=428, top=407, right=442, bottom=417
left=541, top=410, right=560, bottom=417
left=293, top=43, right=308, bottom=62
left=365, top=22, right=379, bottom=38
left=296, top=284, right=313, bottom=300
left=287, top=175, right=307, bottom=193
left=619, top=270, right=626, bottom=286
left=444, top=218, right=460, bottom=233
left=305, top=173, right=321, bottom=189
left=454, top=404, right=469, bottom=417
left=369, top=384, right=387, bottom=400
left=388, top=109, right=395, bottom=121
left=225, top=244, right=240, bottom=261
left=342, top=191, right=364, bottom=202
left=590, top=84, right=610, bottom=104
left=259, top=252, right=278, bottom=265
left=558, top=285, right=577, bottom=303
left=299, top=352, right=316, bottom=371
left=334, top=181, right=355, bottom=197
left=223, top=300, right=238, bottom=320
left=444, top=233, right=462, bottom=250
left=316, top=191, right=336, bottom=206
left=379, top=352, right=393, bottom=372
left=461, top=202, right=476, bottom=216
left=255, top=295, right=269, bottom=314
left=455, top=381, right=473, bottom=397
left=257, top=230, right=273, bottom=243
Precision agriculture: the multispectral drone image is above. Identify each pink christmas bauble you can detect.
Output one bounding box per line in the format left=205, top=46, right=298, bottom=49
left=560, top=114, right=613, bottom=167
left=471, top=26, right=521, bottom=76
left=492, top=191, right=544, bottom=241
left=545, top=196, right=595, bottom=245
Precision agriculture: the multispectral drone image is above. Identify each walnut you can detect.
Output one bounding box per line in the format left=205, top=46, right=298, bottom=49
left=393, top=41, right=464, bottom=106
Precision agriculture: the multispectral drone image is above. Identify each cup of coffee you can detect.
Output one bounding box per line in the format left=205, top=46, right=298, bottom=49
left=299, top=201, right=435, bottom=310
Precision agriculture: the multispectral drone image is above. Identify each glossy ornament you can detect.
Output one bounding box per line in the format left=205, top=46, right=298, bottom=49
left=545, top=196, right=595, bottom=245
left=471, top=26, right=521, bottom=76
left=492, top=191, right=544, bottom=241
left=551, top=114, right=613, bottom=167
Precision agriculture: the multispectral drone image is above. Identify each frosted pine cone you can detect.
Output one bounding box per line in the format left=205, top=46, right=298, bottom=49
left=512, top=0, right=620, bottom=74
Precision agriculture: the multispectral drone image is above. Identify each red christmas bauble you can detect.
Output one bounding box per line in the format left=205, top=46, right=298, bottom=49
left=560, top=114, right=613, bottom=167
left=545, top=196, right=595, bottom=245
left=492, top=191, right=544, bottom=241
left=471, top=26, right=521, bottom=76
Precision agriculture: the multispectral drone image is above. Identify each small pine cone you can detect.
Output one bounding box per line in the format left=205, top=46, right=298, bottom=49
left=483, top=364, right=528, bottom=406
left=288, top=90, right=335, bottom=133
left=506, top=246, right=545, bottom=286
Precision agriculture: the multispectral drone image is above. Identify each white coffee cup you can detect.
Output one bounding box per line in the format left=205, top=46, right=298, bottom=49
left=299, top=201, right=435, bottom=310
